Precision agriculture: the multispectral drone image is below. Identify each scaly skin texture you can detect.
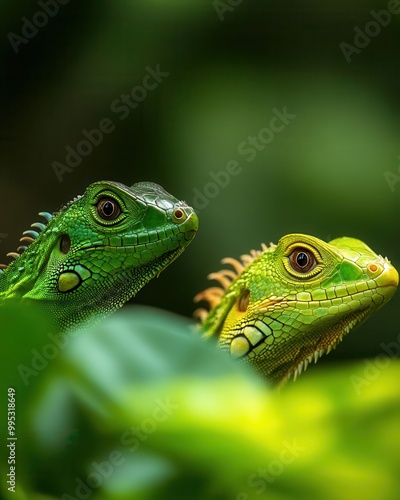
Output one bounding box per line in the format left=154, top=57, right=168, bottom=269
left=0, top=181, right=198, bottom=332
left=195, top=234, right=398, bottom=386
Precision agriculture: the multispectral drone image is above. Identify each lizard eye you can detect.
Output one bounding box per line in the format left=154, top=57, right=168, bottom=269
left=97, top=198, right=121, bottom=221
left=289, top=248, right=316, bottom=273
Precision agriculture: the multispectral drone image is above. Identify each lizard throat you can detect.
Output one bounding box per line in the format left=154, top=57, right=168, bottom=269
left=278, top=308, right=371, bottom=386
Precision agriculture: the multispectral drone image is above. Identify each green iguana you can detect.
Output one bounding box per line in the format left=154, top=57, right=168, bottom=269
left=1, top=183, right=396, bottom=387
left=195, top=234, right=398, bottom=385
left=0, top=181, right=198, bottom=332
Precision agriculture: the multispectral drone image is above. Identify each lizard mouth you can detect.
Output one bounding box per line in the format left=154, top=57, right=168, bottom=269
left=83, top=227, right=198, bottom=254
left=83, top=234, right=197, bottom=258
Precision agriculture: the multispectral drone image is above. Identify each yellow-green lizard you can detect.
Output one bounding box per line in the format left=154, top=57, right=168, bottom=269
left=0, top=180, right=198, bottom=332
left=195, top=234, right=398, bottom=385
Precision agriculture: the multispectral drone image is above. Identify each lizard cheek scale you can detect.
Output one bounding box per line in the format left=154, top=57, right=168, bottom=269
left=57, top=271, right=82, bottom=293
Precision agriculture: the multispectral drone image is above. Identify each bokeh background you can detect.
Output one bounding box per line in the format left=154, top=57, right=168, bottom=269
left=1, top=1, right=400, bottom=499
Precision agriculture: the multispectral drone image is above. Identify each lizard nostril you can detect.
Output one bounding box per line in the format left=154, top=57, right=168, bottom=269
left=172, top=208, right=187, bottom=223
left=368, top=263, right=378, bottom=273
left=174, top=209, right=184, bottom=219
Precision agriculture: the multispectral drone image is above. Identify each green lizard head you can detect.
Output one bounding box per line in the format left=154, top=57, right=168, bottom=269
left=0, top=181, right=198, bottom=331
left=195, top=234, right=398, bottom=385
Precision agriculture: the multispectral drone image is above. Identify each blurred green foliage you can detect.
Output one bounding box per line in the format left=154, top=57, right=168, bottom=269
left=1, top=303, right=400, bottom=499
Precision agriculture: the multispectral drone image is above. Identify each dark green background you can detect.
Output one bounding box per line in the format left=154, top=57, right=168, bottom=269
left=1, top=0, right=399, bottom=364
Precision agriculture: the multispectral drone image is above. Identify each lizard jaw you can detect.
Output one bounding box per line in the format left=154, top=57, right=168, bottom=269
left=286, top=308, right=371, bottom=385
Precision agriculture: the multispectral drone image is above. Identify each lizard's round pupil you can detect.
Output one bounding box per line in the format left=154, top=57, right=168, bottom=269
left=289, top=247, right=317, bottom=274
left=97, top=197, right=121, bottom=221
left=296, top=252, right=308, bottom=267
left=103, top=202, right=113, bottom=215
